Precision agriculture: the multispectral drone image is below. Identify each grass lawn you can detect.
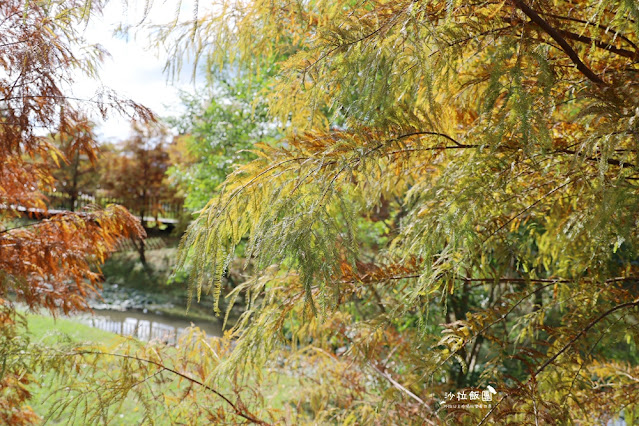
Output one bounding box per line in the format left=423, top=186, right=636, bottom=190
left=26, top=313, right=124, bottom=345
left=25, top=313, right=147, bottom=425
left=24, top=313, right=301, bottom=425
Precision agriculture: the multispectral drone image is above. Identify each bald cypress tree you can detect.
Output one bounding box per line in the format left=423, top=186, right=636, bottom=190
left=166, top=1, right=639, bottom=423
left=0, top=1, right=148, bottom=421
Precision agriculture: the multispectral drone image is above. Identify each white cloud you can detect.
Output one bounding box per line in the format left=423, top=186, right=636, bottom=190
left=71, top=0, right=205, bottom=141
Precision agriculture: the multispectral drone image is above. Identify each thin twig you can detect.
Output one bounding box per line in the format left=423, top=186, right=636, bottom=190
left=533, top=300, right=639, bottom=377
left=73, top=351, right=270, bottom=425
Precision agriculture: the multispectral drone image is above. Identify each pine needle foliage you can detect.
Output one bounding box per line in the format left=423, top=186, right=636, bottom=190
left=160, top=0, right=639, bottom=423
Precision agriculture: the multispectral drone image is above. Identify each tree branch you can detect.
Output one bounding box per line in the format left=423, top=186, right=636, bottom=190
left=74, top=351, right=270, bottom=425
left=479, top=299, right=639, bottom=424
left=538, top=12, right=638, bottom=51
left=533, top=299, right=639, bottom=378
left=369, top=363, right=436, bottom=424
left=558, top=28, right=638, bottom=60
left=511, top=0, right=606, bottom=85
left=555, top=147, right=637, bottom=169
left=483, top=177, right=576, bottom=243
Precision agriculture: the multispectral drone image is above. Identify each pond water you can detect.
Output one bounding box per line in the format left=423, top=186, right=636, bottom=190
left=75, top=309, right=223, bottom=345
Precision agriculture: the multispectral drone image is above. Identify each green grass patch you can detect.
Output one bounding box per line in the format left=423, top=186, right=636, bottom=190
left=26, top=313, right=124, bottom=346
left=24, top=313, right=301, bottom=424
left=25, top=314, right=145, bottom=425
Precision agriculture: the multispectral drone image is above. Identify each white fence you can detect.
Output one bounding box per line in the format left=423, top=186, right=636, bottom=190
left=86, top=317, right=186, bottom=345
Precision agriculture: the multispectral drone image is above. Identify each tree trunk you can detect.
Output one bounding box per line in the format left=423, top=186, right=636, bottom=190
left=136, top=236, right=148, bottom=268
left=70, top=151, right=80, bottom=211
left=136, top=206, right=150, bottom=271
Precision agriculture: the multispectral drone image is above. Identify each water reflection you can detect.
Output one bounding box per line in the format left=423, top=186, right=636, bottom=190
left=76, top=309, right=223, bottom=344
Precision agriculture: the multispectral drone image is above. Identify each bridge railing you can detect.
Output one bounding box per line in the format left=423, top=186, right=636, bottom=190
left=47, top=192, right=187, bottom=222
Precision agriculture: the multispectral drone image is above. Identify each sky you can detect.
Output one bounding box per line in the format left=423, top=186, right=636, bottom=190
left=73, top=1, right=205, bottom=141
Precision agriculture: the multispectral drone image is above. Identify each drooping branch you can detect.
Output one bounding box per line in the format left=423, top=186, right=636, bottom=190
left=483, top=177, right=577, bottom=242
left=478, top=299, right=639, bottom=424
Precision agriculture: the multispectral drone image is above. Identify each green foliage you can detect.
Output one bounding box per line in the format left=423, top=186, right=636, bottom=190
left=167, top=72, right=280, bottom=211
left=101, top=250, right=174, bottom=289
left=25, top=320, right=301, bottom=425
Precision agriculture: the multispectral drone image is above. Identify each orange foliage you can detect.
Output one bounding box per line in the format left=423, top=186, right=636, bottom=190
left=0, top=206, right=145, bottom=314
left=1, top=0, right=149, bottom=421
left=0, top=0, right=149, bottom=313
